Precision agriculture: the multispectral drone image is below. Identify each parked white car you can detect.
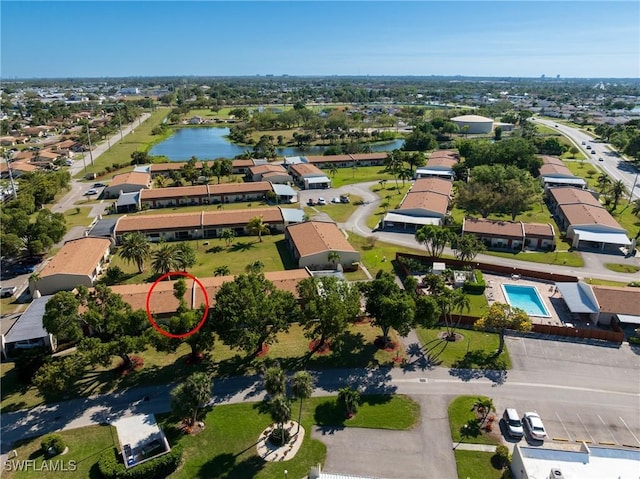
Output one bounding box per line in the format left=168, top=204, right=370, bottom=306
left=523, top=412, right=547, bottom=440
left=317, top=197, right=327, bottom=205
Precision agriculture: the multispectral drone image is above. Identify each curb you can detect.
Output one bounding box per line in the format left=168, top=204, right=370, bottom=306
left=552, top=437, right=569, bottom=442
left=598, top=441, right=616, bottom=446
left=622, top=443, right=640, bottom=449
left=574, top=439, right=592, bottom=444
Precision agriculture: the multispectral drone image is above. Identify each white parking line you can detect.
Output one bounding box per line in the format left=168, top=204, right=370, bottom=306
left=576, top=414, right=595, bottom=443
left=555, top=412, right=572, bottom=441
left=619, top=416, right=640, bottom=446
left=597, top=415, right=618, bottom=444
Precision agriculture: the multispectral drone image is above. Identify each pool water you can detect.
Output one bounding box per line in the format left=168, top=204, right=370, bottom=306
left=501, top=284, right=551, bottom=317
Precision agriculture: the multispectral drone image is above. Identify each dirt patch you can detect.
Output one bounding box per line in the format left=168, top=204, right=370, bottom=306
left=374, top=336, right=399, bottom=352
left=255, top=344, right=270, bottom=357
left=308, top=340, right=332, bottom=355
left=179, top=420, right=206, bottom=436
left=437, top=331, right=464, bottom=343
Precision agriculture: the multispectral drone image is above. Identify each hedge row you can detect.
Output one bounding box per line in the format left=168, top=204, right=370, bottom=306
left=463, top=269, right=486, bottom=294
left=98, top=445, right=182, bottom=479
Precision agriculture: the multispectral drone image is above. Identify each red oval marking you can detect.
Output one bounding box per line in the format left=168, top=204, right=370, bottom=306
left=145, top=271, right=209, bottom=339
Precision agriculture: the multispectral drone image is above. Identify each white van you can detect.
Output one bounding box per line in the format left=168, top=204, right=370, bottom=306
left=503, top=408, right=524, bottom=438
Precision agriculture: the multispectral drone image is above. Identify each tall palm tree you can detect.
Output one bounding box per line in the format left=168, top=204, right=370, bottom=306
left=596, top=174, right=611, bottom=194
left=291, top=371, right=314, bottom=434
left=337, top=385, right=361, bottom=418
left=398, top=167, right=413, bottom=187
left=263, top=365, right=286, bottom=397
left=609, top=180, right=626, bottom=210
left=247, top=216, right=270, bottom=242
left=174, top=242, right=197, bottom=271
left=151, top=243, right=179, bottom=278
left=631, top=198, right=640, bottom=218
left=452, top=289, right=471, bottom=330
left=269, top=395, right=292, bottom=446
left=329, top=164, right=338, bottom=178
left=119, top=232, right=151, bottom=273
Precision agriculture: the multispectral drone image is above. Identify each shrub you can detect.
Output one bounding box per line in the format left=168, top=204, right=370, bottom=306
left=98, top=445, right=182, bottom=479
left=15, top=348, right=48, bottom=384
left=492, top=444, right=511, bottom=469
left=41, top=434, right=65, bottom=456
left=268, top=428, right=290, bottom=446
left=628, top=336, right=640, bottom=345
left=463, top=269, right=486, bottom=294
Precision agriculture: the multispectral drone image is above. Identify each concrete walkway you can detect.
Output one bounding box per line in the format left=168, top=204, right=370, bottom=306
left=452, top=443, right=498, bottom=452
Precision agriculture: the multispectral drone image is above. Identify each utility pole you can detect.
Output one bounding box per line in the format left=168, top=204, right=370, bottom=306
left=3, top=150, right=17, bottom=200
left=629, top=170, right=639, bottom=204
left=116, top=106, right=124, bottom=141
left=86, top=123, right=94, bottom=165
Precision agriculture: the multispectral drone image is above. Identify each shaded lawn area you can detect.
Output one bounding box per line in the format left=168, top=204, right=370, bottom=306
left=1, top=323, right=407, bottom=411
left=454, top=450, right=505, bottom=479
left=348, top=232, right=426, bottom=278
left=415, top=327, right=511, bottom=370
left=323, top=165, right=394, bottom=188
left=366, top=183, right=412, bottom=229
left=311, top=394, right=420, bottom=430
left=449, top=395, right=501, bottom=446
left=108, top=235, right=296, bottom=284
left=74, top=108, right=169, bottom=179
left=2, top=425, right=117, bottom=479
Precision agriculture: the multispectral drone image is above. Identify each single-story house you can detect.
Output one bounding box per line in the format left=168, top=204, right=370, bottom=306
left=112, top=414, right=170, bottom=469
left=148, top=159, right=263, bottom=178
left=415, top=152, right=458, bottom=180
left=381, top=190, right=450, bottom=230
left=285, top=221, right=360, bottom=270
left=288, top=163, right=331, bottom=189
left=247, top=164, right=292, bottom=183
left=591, top=285, right=640, bottom=326
left=114, top=207, right=304, bottom=243
left=557, top=203, right=630, bottom=251
left=547, top=187, right=602, bottom=213
left=539, top=157, right=587, bottom=190
left=271, top=183, right=298, bottom=203
left=1, top=295, right=57, bottom=359
left=103, top=172, right=152, bottom=199
left=304, top=152, right=387, bottom=169
left=138, top=182, right=273, bottom=209
left=35, top=237, right=112, bottom=296
left=410, top=177, right=454, bottom=197
left=462, top=217, right=555, bottom=251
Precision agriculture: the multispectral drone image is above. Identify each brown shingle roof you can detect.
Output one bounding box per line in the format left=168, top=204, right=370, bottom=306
left=141, top=185, right=209, bottom=200
left=411, top=177, right=453, bottom=196
left=248, top=164, right=287, bottom=175
left=289, top=163, right=326, bottom=177
left=429, top=150, right=458, bottom=159
left=426, top=157, right=457, bottom=169
left=463, top=218, right=523, bottom=237
left=539, top=155, right=565, bottom=166
left=539, top=163, right=573, bottom=177
left=349, top=152, right=388, bottom=161
left=202, top=208, right=282, bottom=227
left=286, top=221, right=357, bottom=258
left=116, top=212, right=203, bottom=234
left=305, top=154, right=352, bottom=164
left=548, top=188, right=602, bottom=207
left=40, top=238, right=111, bottom=278
left=560, top=204, right=624, bottom=229
left=592, top=286, right=640, bottom=316
left=110, top=172, right=151, bottom=187
left=523, top=223, right=555, bottom=238
left=207, top=181, right=271, bottom=195
left=399, top=191, right=449, bottom=215
left=149, top=159, right=254, bottom=174
left=109, top=280, right=188, bottom=315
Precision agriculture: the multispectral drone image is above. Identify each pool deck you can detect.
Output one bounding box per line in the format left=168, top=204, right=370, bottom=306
left=484, top=274, right=565, bottom=326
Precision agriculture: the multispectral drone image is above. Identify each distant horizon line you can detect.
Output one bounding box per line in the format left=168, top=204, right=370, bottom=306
left=2, top=74, right=639, bottom=82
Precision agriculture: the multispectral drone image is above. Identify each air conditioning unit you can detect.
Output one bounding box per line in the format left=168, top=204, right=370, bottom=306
left=549, top=468, right=564, bottom=479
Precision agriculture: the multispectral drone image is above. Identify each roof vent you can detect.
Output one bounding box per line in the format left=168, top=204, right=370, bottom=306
left=549, top=468, right=564, bottom=479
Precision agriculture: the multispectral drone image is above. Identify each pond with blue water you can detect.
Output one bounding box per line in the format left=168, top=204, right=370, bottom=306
left=149, top=127, right=404, bottom=161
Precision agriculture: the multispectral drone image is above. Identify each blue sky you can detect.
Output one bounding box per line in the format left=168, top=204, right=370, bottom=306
left=1, top=1, right=639, bottom=79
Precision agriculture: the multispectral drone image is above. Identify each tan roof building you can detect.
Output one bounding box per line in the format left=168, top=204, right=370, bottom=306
left=539, top=163, right=574, bottom=178
left=559, top=204, right=624, bottom=230
left=285, top=221, right=359, bottom=270
left=539, top=155, right=566, bottom=167
left=592, top=286, right=640, bottom=317
left=104, top=172, right=151, bottom=199
left=548, top=187, right=602, bottom=209
left=411, top=177, right=454, bottom=196
left=463, top=217, right=555, bottom=251
left=398, top=191, right=450, bottom=217
left=36, top=238, right=112, bottom=296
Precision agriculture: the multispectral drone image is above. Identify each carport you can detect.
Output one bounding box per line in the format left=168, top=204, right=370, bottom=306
left=381, top=212, right=440, bottom=230
left=571, top=229, right=631, bottom=251
left=555, top=282, right=599, bottom=324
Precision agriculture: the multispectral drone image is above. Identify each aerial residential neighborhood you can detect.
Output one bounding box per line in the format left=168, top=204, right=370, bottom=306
left=1, top=2, right=639, bottom=479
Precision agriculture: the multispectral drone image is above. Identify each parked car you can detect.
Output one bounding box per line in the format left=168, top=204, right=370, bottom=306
left=317, top=197, right=327, bottom=205
left=340, top=195, right=350, bottom=203
left=598, top=157, right=604, bottom=162
left=93, top=182, right=106, bottom=187
left=581, top=141, right=586, bottom=145
left=307, top=198, right=316, bottom=206
left=591, top=150, right=596, bottom=154
left=0, top=286, right=17, bottom=298
left=331, top=197, right=341, bottom=203
left=503, top=408, right=524, bottom=438
left=85, top=188, right=98, bottom=196
left=523, top=412, right=547, bottom=440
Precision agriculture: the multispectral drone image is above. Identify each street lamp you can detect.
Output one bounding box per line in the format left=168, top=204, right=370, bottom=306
left=284, top=470, right=288, bottom=479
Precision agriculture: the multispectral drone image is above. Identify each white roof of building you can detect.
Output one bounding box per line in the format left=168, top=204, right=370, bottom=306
left=271, top=184, right=297, bottom=196
left=517, top=444, right=640, bottom=479
left=542, top=176, right=587, bottom=186
left=451, top=114, right=493, bottom=122
left=573, top=229, right=631, bottom=245
left=415, top=168, right=454, bottom=176
left=280, top=208, right=305, bottom=223
left=555, top=282, right=599, bottom=313
left=383, top=212, right=441, bottom=226
left=133, top=165, right=151, bottom=173
left=113, top=414, right=165, bottom=449
left=617, top=314, right=640, bottom=325
left=306, top=176, right=331, bottom=184
left=284, top=156, right=307, bottom=165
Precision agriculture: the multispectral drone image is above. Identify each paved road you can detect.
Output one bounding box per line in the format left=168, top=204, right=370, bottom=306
left=533, top=117, right=639, bottom=201
left=2, top=337, right=638, bottom=477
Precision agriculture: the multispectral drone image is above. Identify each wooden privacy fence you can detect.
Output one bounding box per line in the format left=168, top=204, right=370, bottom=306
left=395, top=252, right=579, bottom=283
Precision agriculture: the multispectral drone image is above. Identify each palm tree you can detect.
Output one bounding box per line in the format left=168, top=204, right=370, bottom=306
left=269, top=395, right=292, bottom=446
left=151, top=243, right=179, bottom=278
left=245, top=260, right=264, bottom=273
left=247, top=216, right=270, bottom=242
left=263, top=365, right=286, bottom=397
left=472, top=397, right=495, bottom=424
left=213, top=265, right=230, bottom=276
left=119, top=232, right=151, bottom=273
left=378, top=178, right=387, bottom=191
left=174, top=242, right=197, bottom=271
left=398, top=167, right=413, bottom=187
left=328, top=250, right=341, bottom=269
left=596, top=174, right=611, bottom=194
left=609, top=180, right=626, bottom=210
left=452, top=289, right=471, bottom=330
left=329, top=164, right=338, bottom=178
left=221, top=228, right=235, bottom=247
left=171, top=372, right=212, bottom=426
left=631, top=198, right=640, bottom=218
left=291, top=371, right=314, bottom=434
left=337, top=385, right=361, bottom=418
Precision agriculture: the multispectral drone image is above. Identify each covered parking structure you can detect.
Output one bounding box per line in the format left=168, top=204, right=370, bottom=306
left=569, top=228, right=632, bottom=252
left=381, top=212, right=441, bottom=231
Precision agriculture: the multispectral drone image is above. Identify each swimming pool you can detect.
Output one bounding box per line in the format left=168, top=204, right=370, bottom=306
left=501, top=284, right=551, bottom=317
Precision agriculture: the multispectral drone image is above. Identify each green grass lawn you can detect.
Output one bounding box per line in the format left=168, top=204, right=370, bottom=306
left=584, top=278, right=634, bottom=287
left=74, top=108, right=169, bottom=179
left=347, top=232, right=426, bottom=278
left=2, top=425, right=117, bottom=479
left=63, top=207, right=93, bottom=229
left=309, top=195, right=362, bottom=222
left=4, top=393, right=416, bottom=479
left=1, top=322, right=407, bottom=411
left=323, top=165, right=394, bottom=188
left=605, top=263, right=640, bottom=274
left=415, top=327, right=511, bottom=370
left=454, top=450, right=505, bottom=479
left=366, top=183, right=412, bottom=229
left=482, top=249, right=583, bottom=267
left=448, top=395, right=501, bottom=445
